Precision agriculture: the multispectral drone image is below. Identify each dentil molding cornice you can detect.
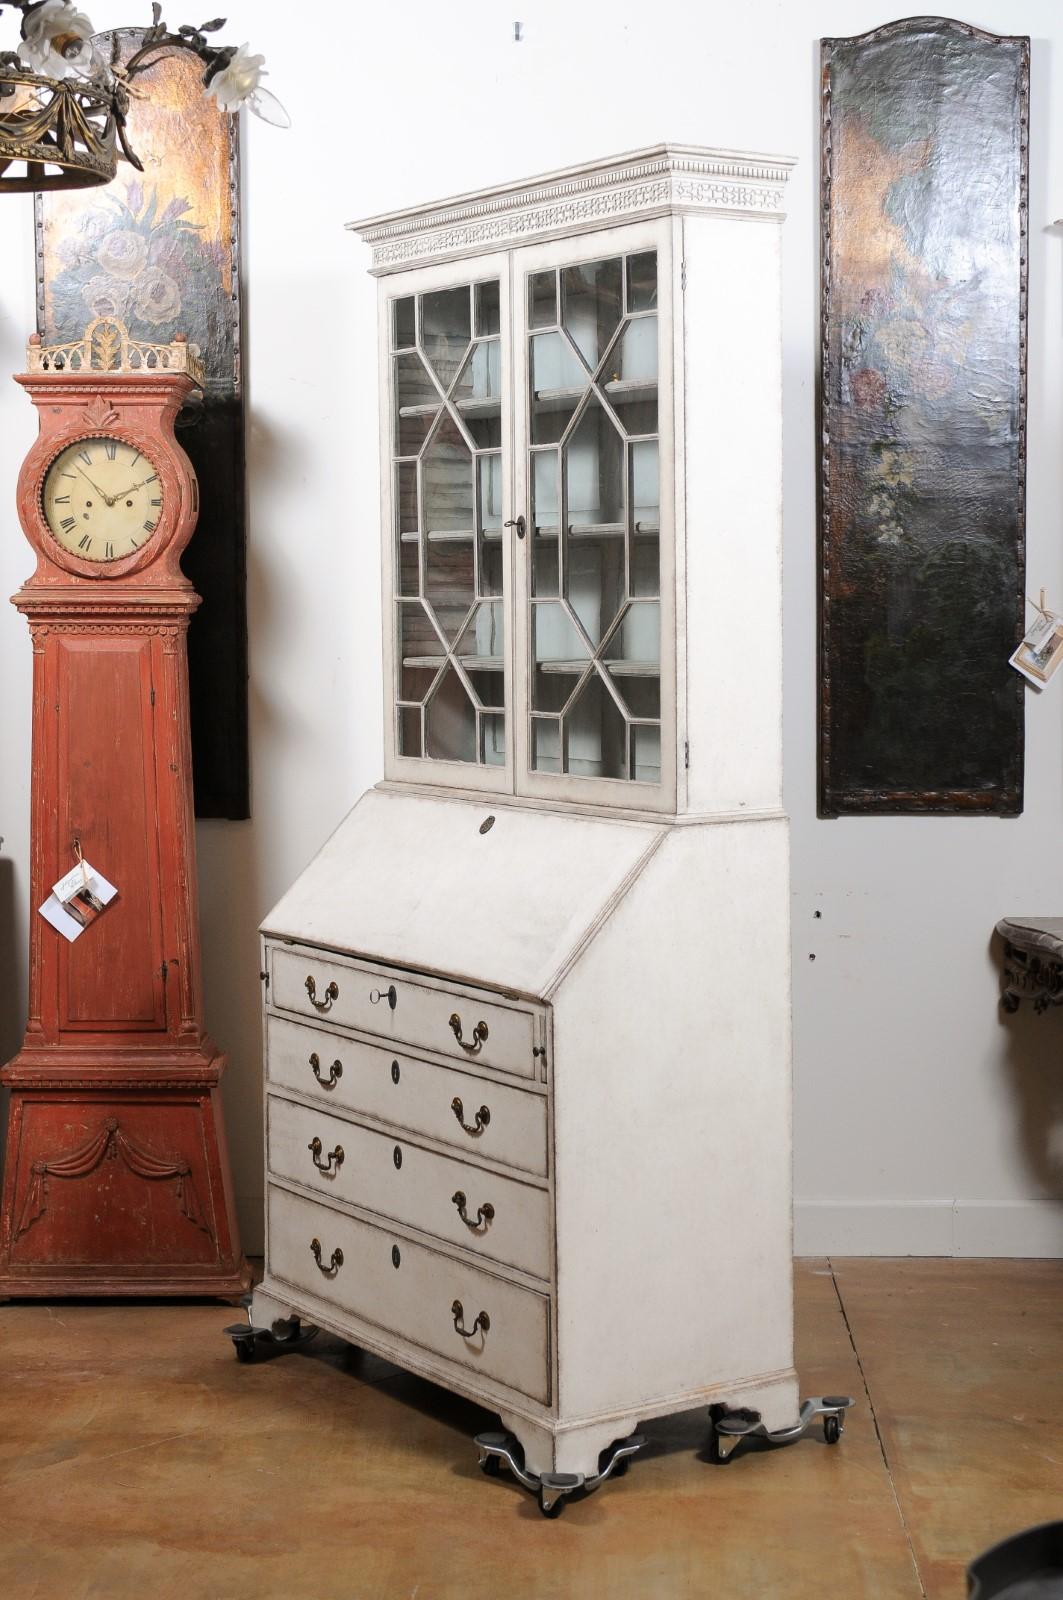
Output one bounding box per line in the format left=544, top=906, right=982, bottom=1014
left=348, top=144, right=797, bottom=274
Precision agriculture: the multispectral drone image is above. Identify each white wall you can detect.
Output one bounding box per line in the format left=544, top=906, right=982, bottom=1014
left=1, top=0, right=1062, bottom=1256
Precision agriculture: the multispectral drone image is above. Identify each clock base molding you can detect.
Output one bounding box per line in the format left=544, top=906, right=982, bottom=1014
left=0, top=1051, right=251, bottom=1301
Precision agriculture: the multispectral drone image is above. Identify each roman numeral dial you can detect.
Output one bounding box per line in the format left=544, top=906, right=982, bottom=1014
left=40, top=437, right=164, bottom=564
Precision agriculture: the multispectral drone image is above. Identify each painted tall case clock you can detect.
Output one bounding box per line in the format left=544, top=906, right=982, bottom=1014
left=248, top=147, right=824, bottom=1508
left=0, top=319, right=249, bottom=1299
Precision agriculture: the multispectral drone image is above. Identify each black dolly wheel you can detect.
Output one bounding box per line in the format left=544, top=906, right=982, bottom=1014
left=479, top=1453, right=502, bottom=1478
left=823, top=1414, right=841, bottom=1445
left=233, top=1337, right=255, bottom=1364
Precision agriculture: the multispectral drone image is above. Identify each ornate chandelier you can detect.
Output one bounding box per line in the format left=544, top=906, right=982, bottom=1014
left=0, top=0, right=287, bottom=193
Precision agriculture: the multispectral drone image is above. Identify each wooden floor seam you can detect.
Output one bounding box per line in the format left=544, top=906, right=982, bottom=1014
left=828, top=1256, right=930, bottom=1600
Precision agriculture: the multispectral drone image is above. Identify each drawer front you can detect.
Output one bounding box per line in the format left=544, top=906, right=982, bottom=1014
left=267, top=1016, right=549, bottom=1178
left=269, top=945, right=541, bottom=1080
left=268, top=1184, right=550, bottom=1404
left=268, top=1095, right=551, bottom=1281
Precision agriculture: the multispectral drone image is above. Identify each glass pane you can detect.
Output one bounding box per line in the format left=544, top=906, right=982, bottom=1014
left=481, top=712, right=506, bottom=766
left=533, top=601, right=589, bottom=713
left=605, top=600, right=660, bottom=670
left=564, top=395, right=624, bottom=532
left=425, top=664, right=476, bottom=762
left=421, top=287, right=471, bottom=391
left=532, top=718, right=561, bottom=773
left=423, top=414, right=474, bottom=535
left=631, top=528, right=659, bottom=598
left=631, top=439, right=659, bottom=530
left=395, top=351, right=439, bottom=456
left=631, top=723, right=661, bottom=782
left=528, top=270, right=557, bottom=329
left=456, top=600, right=504, bottom=675
left=614, top=670, right=660, bottom=720
left=475, top=280, right=500, bottom=337
left=454, top=341, right=502, bottom=448
left=604, top=318, right=658, bottom=436
left=562, top=257, right=622, bottom=371
left=398, top=705, right=422, bottom=757
left=627, top=252, right=657, bottom=313
left=479, top=454, right=503, bottom=599
left=398, top=603, right=445, bottom=699
left=530, top=331, right=587, bottom=444
left=396, top=461, right=419, bottom=597
left=567, top=539, right=624, bottom=649
left=564, top=670, right=628, bottom=779
left=532, top=450, right=559, bottom=535
left=393, top=296, right=416, bottom=349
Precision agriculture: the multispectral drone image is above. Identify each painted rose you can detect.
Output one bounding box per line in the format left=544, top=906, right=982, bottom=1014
left=147, top=232, right=190, bottom=275
left=849, top=367, right=887, bottom=409
left=81, top=274, right=131, bottom=319
left=95, top=229, right=148, bottom=280
left=18, top=1, right=98, bottom=79
left=133, top=268, right=182, bottom=325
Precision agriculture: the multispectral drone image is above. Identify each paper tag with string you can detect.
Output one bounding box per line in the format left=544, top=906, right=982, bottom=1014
left=40, top=840, right=119, bottom=943
left=1010, top=589, right=1063, bottom=690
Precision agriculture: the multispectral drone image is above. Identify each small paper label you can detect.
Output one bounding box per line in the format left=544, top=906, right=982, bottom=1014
left=39, top=867, right=118, bottom=943
left=1010, top=611, right=1063, bottom=690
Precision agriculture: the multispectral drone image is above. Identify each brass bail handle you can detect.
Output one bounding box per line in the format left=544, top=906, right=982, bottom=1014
left=309, top=1052, right=342, bottom=1088
left=305, top=975, right=338, bottom=1013
left=449, top=1013, right=489, bottom=1055
left=451, top=1096, right=490, bottom=1135
left=309, top=1237, right=343, bottom=1275
left=452, top=1190, right=495, bottom=1231
left=308, top=1136, right=344, bottom=1176
left=452, top=1299, right=490, bottom=1339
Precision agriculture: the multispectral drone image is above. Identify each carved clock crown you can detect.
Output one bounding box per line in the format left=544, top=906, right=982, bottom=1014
left=27, top=317, right=204, bottom=386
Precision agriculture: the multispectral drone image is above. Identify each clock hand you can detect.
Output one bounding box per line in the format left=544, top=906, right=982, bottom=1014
left=109, top=474, right=158, bottom=499
left=74, top=463, right=115, bottom=507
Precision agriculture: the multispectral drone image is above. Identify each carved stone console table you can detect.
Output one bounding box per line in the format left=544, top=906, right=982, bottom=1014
left=997, top=918, right=1063, bottom=1013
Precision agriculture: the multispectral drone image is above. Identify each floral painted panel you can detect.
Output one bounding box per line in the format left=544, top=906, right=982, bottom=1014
left=36, top=30, right=248, bottom=820
left=819, top=18, right=1028, bottom=816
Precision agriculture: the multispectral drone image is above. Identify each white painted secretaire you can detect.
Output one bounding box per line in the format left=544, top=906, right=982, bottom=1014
left=236, top=147, right=851, bottom=1514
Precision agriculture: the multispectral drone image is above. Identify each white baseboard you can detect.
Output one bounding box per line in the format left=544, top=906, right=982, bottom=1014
left=795, top=1199, right=1063, bottom=1258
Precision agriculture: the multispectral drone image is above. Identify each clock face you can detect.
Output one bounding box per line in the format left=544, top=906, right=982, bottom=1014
left=41, top=436, right=163, bottom=564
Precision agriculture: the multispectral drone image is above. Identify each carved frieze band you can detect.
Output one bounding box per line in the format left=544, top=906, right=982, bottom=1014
left=355, top=151, right=793, bottom=272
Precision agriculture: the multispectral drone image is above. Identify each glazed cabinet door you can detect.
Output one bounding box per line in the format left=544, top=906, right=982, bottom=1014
left=379, top=252, right=514, bottom=792
left=511, top=220, right=677, bottom=812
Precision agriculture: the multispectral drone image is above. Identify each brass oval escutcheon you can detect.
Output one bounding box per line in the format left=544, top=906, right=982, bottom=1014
left=391, top=1245, right=401, bottom=1269
left=391, top=1060, right=400, bottom=1084
left=479, top=815, right=495, bottom=835
left=370, top=984, right=397, bottom=1010
left=393, top=1145, right=402, bottom=1170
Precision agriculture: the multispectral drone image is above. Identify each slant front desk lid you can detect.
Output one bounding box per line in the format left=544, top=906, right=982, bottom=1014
left=262, top=788, right=664, bottom=1000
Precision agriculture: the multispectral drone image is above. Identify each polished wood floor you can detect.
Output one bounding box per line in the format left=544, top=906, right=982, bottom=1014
left=1, top=1259, right=1060, bottom=1598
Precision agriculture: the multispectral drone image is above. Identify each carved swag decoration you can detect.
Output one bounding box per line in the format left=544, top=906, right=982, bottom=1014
left=16, top=1116, right=214, bottom=1240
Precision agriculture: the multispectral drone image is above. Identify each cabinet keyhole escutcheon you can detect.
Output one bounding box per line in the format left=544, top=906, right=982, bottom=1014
left=371, top=985, right=397, bottom=1010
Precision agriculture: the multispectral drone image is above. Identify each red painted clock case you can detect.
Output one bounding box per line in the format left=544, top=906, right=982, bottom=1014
left=0, top=364, right=250, bottom=1297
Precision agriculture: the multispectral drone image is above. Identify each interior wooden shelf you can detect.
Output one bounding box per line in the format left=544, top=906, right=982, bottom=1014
left=403, top=655, right=504, bottom=671
left=398, top=395, right=501, bottom=419
left=536, top=659, right=660, bottom=677
left=399, top=523, right=660, bottom=545
left=532, top=378, right=658, bottom=410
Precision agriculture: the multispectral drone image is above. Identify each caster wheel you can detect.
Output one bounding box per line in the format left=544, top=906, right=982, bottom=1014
left=538, top=1490, right=564, bottom=1519
left=706, top=1428, right=732, bottom=1465
left=233, top=1338, right=255, bottom=1364
left=480, top=1453, right=502, bottom=1478
left=824, top=1414, right=841, bottom=1445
